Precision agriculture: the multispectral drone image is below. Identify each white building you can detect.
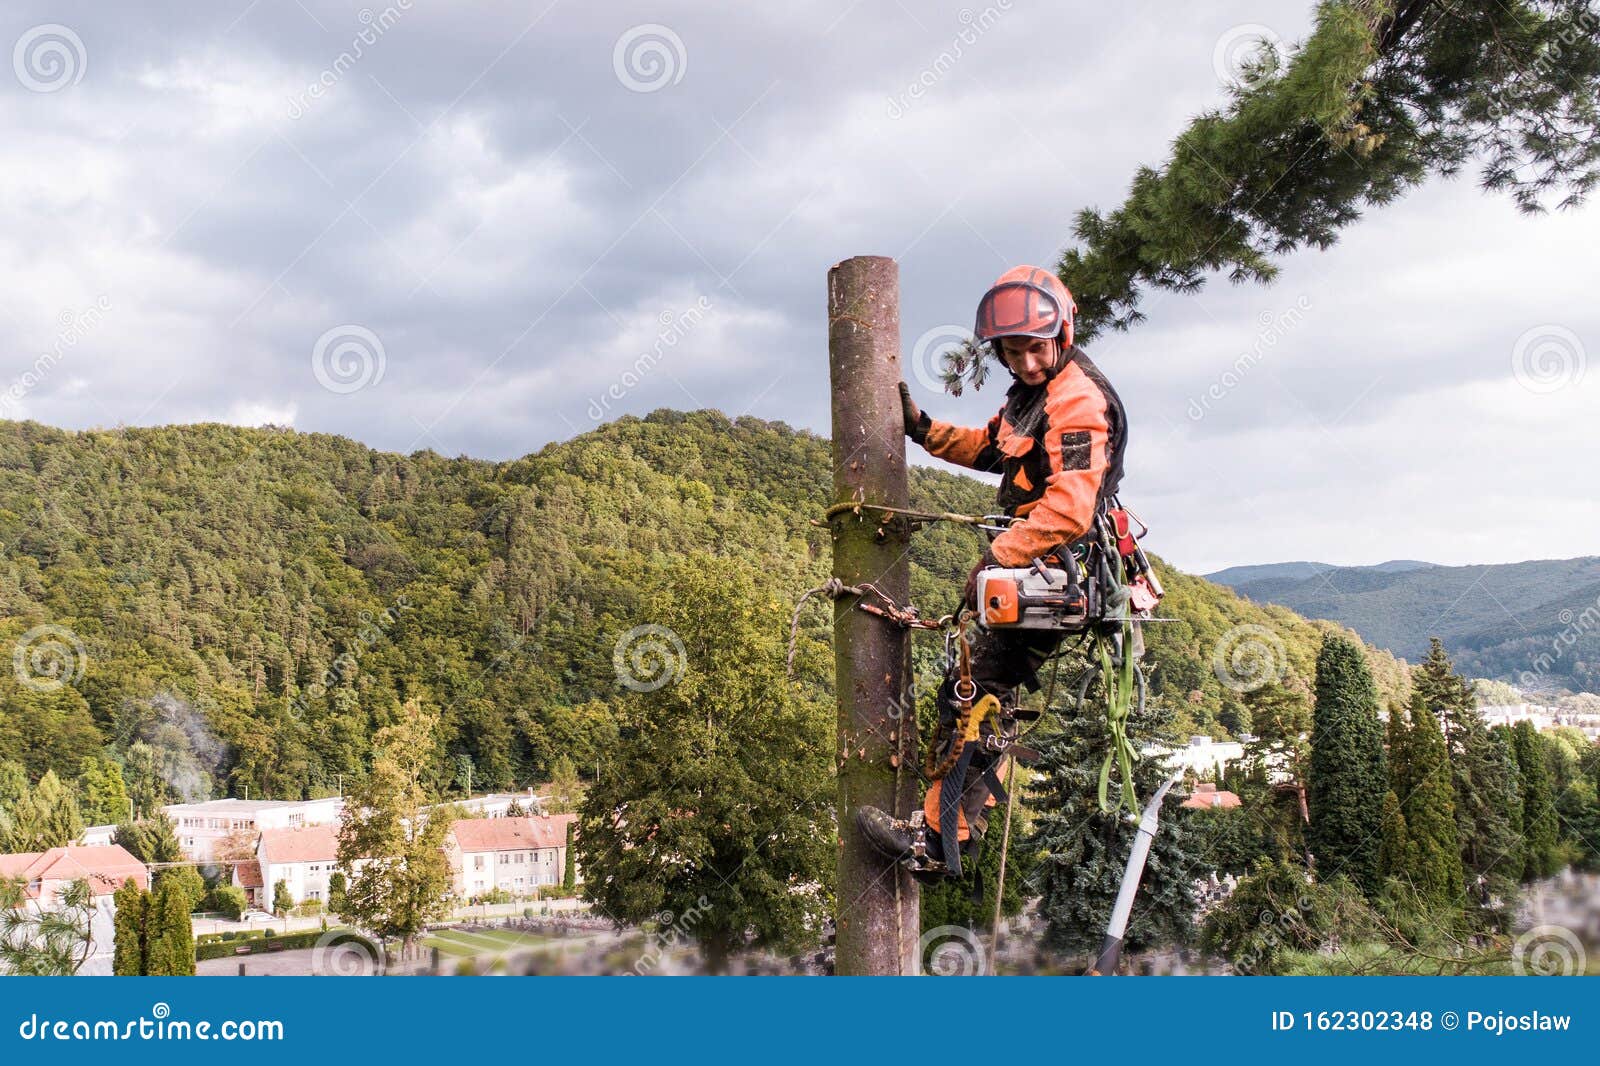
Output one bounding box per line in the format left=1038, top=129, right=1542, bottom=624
left=0, top=845, right=149, bottom=975
left=248, top=825, right=345, bottom=911
left=425, top=789, right=550, bottom=820
left=165, top=797, right=343, bottom=863
left=1477, top=703, right=1557, bottom=731
left=1147, top=735, right=1246, bottom=778
left=445, top=815, right=576, bottom=899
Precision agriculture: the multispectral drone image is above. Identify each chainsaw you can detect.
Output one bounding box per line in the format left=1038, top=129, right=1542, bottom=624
left=974, top=503, right=1164, bottom=631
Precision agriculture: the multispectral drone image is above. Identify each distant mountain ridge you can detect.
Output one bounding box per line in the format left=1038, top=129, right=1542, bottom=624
left=1208, top=556, right=1600, bottom=693
left=1206, top=559, right=1437, bottom=586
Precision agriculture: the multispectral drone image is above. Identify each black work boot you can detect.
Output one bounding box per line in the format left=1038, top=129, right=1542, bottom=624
left=855, top=805, right=913, bottom=862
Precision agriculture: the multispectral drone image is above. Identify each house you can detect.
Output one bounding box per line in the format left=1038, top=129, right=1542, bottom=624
left=165, top=797, right=343, bottom=863
left=0, top=845, right=149, bottom=976
left=1181, top=782, right=1242, bottom=811
left=233, top=860, right=265, bottom=909
left=249, top=826, right=344, bottom=910
left=445, top=815, right=576, bottom=898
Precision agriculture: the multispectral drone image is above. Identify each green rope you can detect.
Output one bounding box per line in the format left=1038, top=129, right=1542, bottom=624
left=1095, top=553, right=1141, bottom=816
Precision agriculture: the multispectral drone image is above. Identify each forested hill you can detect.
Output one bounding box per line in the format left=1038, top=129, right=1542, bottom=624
left=1214, top=557, right=1600, bottom=694
left=0, top=411, right=1406, bottom=803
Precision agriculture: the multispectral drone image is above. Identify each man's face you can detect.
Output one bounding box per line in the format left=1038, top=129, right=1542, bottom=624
left=998, top=336, right=1057, bottom=386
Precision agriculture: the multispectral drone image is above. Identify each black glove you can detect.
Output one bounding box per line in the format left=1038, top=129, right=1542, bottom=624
left=962, top=546, right=999, bottom=611
left=898, top=382, right=930, bottom=445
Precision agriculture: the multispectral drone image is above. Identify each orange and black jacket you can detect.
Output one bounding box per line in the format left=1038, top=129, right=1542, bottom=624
left=910, top=345, right=1127, bottom=567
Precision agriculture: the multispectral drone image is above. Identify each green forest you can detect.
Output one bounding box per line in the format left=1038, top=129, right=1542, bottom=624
left=0, top=410, right=1408, bottom=810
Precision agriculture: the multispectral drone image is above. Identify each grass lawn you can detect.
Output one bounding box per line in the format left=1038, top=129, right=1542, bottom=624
left=421, top=927, right=557, bottom=961
left=420, top=936, right=479, bottom=958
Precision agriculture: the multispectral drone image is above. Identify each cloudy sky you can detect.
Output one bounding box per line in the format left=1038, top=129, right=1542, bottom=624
left=2, top=0, right=1595, bottom=574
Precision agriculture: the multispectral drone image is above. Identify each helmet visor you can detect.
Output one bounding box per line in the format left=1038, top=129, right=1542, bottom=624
left=974, top=281, right=1064, bottom=342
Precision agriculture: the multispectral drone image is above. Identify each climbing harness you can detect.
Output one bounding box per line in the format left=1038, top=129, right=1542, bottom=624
left=795, top=494, right=1168, bottom=890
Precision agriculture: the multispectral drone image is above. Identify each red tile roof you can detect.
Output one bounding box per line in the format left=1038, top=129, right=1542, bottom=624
left=1182, top=783, right=1242, bottom=810
left=449, top=814, right=576, bottom=853
left=234, top=860, right=264, bottom=888
left=0, top=845, right=149, bottom=897
left=258, top=826, right=340, bottom=864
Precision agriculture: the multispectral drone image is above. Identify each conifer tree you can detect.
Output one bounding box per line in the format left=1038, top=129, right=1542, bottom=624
left=1415, top=640, right=1521, bottom=910
left=1063, top=1, right=1600, bottom=342
left=1511, top=721, right=1561, bottom=879
left=1029, top=681, right=1204, bottom=959
left=112, top=879, right=147, bottom=976
left=1307, top=633, right=1387, bottom=898
left=1398, top=696, right=1464, bottom=906
left=1377, top=790, right=1414, bottom=882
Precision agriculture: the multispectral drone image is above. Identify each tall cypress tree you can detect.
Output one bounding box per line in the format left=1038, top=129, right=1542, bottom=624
left=1417, top=639, right=1521, bottom=910
left=1511, top=721, right=1561, bottom=880
left=562, top=822, right=576, bottom=894
left=111, top=879, right=146, bottom=977
left=1307, top=633, right=1387, bottom=898
left=162, top=880, right=195, bottom=976
left=1386, top=703, right=1415, bottom=800
left=1378, top=790, right=1414, bottom=883
left=1399, top=695, right=1464, bottom=906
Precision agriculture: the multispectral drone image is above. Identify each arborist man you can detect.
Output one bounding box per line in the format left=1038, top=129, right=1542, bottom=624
left=856, top=264, right=1129, bottom=880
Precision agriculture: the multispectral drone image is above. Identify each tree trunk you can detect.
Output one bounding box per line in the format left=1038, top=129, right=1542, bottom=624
left=826, top=255, right=920, bottom=975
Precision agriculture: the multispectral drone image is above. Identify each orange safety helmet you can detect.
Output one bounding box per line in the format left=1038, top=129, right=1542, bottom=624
left=973, top=265, right=1077, bottom=349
